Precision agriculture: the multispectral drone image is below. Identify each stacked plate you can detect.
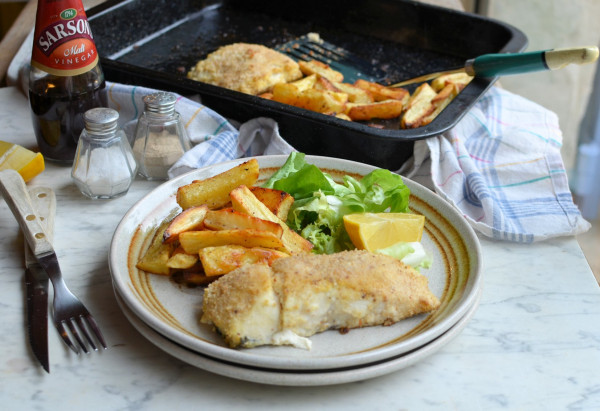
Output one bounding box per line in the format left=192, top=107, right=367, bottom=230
left=109, top=155, right=483, bottom=386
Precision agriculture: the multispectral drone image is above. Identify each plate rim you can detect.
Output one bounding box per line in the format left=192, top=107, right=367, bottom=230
left=109, top=154, right=482, bottom=370
left=115, top=286, right=482, bottom=386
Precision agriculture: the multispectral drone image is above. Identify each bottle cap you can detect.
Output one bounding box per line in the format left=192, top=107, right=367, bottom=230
left=143, top=92, right=177, bottom=115
left=84, top=108, right=119, bottom=135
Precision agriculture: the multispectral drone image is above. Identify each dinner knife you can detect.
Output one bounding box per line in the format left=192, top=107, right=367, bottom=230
left=391, top=46, right=599, bottom=87
left=25, top=187, right=55, bottom=374
left=1, top=170, right=107, bottom=355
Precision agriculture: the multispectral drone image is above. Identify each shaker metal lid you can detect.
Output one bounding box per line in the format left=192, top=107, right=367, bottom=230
left=143, top=92, right=177, bottom=114
left=84, top=107, right=119, bottom=135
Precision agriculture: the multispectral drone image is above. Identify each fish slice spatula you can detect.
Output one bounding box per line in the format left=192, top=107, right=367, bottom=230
left=391, top=46, right=599, bottom=87
left=278, top=35, right=598, bottom=88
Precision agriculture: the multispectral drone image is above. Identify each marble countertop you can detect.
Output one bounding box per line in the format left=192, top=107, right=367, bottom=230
left=1, top=82, right=600, bottom=410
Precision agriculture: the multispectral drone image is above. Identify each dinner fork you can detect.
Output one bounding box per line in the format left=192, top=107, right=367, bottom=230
left=45, top=258, right=107, bottom=354
left=0, top=170, right=107, bottom=354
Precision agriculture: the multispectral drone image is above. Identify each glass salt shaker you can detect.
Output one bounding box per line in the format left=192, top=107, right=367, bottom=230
left=71, top=108, right=138, bottom=199
left=132, top=92, right=191, bottom=180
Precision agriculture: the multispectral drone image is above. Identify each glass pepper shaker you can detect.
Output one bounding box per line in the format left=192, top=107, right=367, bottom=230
left=132, top=92, right=191, bottom=180
left=71, top=107, right=138, bottom=199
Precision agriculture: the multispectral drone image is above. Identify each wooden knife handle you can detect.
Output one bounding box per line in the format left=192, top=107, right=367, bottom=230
left=0, top=169, right=54, bottom=256
left=27, top=187, right=55, bottom=239
left=26, top=187, right=56, bottom=267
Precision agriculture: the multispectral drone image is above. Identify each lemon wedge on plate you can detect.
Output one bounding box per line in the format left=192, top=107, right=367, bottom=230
left=343, top=212, right=425, bottom=252
left=0, top=140, right=45, bottom=182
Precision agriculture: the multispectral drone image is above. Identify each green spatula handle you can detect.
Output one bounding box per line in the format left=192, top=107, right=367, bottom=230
left=466, top=46, right=599, bottom=77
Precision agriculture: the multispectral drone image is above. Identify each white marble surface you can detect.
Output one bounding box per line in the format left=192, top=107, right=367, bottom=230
left=1, top=85, right=600, bottom=410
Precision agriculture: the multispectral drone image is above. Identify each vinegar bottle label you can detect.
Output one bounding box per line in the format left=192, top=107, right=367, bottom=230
left=31, top=1, right=99, bottom=76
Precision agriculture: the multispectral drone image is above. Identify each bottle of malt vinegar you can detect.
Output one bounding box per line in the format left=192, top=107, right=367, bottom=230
left=29, top=0, right=107, bottom=163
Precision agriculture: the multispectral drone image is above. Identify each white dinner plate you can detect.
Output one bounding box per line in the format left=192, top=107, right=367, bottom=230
left=115, top=287, right=482, bottom=386
left=109, top=155, right=482, bottom=371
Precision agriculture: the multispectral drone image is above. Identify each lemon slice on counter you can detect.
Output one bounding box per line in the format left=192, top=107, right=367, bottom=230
left=343, top=212, right=425, bottom=252
left=0, top=141, right=45, bottom=182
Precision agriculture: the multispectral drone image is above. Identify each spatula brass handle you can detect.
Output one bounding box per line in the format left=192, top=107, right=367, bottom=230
left=467, top=46, right=599, bottom=77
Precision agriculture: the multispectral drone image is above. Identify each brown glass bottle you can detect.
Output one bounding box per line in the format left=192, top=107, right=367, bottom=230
left=29, top=0, right=107, bottom=164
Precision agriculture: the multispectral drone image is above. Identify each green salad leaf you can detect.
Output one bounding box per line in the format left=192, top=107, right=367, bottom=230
left=263, top=153, right=411, bottom=254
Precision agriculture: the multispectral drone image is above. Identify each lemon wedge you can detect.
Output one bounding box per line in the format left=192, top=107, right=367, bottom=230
left=343, top=212, right=425, bottom=252
left=0, top=140, right=45, bottom=182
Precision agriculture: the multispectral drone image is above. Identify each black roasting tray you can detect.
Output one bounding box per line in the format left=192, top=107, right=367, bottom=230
left=87, top=0, right=527, bottom=170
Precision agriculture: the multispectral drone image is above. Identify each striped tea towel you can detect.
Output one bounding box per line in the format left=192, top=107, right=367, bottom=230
left=403, top=86, right=591, bottom=243
left=104, top=81, right=237, bottom=147
left=103, top=82, right=295, bottom=178
left=167, top=117, right=296, bottom=178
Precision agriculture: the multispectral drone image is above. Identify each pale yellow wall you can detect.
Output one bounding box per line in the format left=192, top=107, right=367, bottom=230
left=484, top=0, right=600, bottom=171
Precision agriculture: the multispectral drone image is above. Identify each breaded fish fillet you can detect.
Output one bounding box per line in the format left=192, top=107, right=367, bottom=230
left=201, top=250, right=440, bottom=349
left=187, top=43, right=303, bottom=95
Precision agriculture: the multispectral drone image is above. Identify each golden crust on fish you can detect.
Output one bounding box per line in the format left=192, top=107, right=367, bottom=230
left=187, top=43, right=303, bottom=95
left=272, top=250, right=439, bottom=336
left=201, top=263, right=281, bottom=348
left=201, top=250, right=440, bottom=348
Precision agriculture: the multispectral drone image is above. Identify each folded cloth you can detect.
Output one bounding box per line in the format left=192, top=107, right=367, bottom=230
left=104, top=83, right=295, bottom=178
left=104, top=81, right=237, bottom=145
left=168, top=117, right=295, bottom=178
left=402, top=87, right=591, bottom=243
